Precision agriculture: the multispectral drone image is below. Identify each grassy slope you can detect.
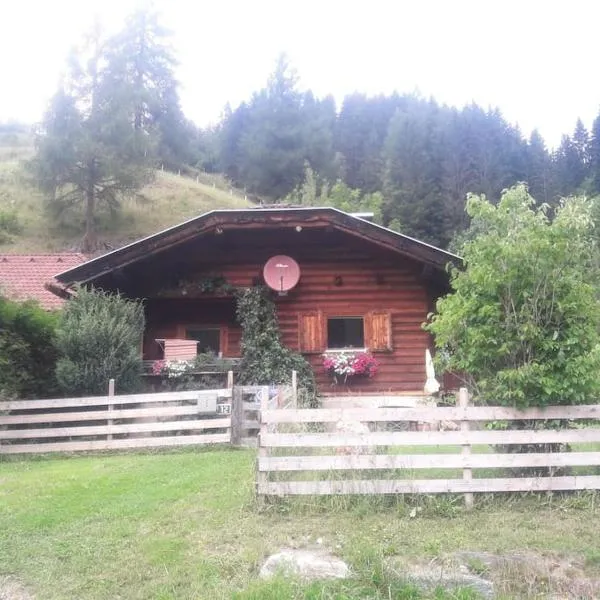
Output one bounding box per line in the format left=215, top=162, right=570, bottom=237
left=0, top=141, right=250, bottom=253
left=0, top=449, right=599, bottom=600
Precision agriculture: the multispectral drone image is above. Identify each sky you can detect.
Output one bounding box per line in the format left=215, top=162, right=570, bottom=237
left=0, top=0, right=598, bottom=148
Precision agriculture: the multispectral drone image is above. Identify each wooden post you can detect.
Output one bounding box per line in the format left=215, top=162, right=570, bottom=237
left=458, top=387, right=474, bottom=510
left=107, top=379, right=115, bottom=441
left=231, top=386, right=243, bottom=446
left=256, top=386, right=270, bottom=503
left=291, top=370, right=297, bottom=404
left=227, top=370, right=234, bottom=390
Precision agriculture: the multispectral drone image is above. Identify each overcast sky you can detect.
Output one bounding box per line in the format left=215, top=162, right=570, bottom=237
left=1, top=0, right=598, bottom=148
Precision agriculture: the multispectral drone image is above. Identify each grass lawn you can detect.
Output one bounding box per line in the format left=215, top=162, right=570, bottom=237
left=0, top=147, right=250, bottom=253
left=1, top=448, right=599, bottom=599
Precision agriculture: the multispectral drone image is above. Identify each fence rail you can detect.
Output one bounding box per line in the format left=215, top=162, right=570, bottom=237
left=0, top=383, right=297, bottom=455
left=1, top=388, right=234, bottom=455
left=256, top=389, right=600, bottom=507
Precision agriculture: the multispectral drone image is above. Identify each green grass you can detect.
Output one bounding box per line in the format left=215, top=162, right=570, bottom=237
left=1, top=449, right=599, bottom=599
left=0, top=140, right=250, bottom=253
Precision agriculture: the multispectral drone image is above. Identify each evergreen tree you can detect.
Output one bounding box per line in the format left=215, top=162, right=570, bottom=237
left=554, top=134, right=586, bottom=197
left=103, top=7, right=191, bottom=169
left=589, top=110, right=600, bottom=195
left=525, top=130, right=551, bottom=204
left=219, top=55, right=337, bottom=198
left=30, top=25, right=154, bottom=252
left=335, top=93, right=404, bottom=192
left=382, top=101, right=447, bottom=246
left=440, top=109, right=476, bottom=236
left=572, top=118, right=590, bottom=170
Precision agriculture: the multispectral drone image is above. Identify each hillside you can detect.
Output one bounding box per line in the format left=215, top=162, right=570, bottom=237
left=0, top=139, right=251, bottom=254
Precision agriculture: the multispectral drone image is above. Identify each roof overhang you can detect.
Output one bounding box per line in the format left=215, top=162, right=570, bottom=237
left=54, top=207, right=461, bottom=287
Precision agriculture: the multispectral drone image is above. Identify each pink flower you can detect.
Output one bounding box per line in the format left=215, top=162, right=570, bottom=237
left=322, top=351, right=379, bottom=379
left=152, top=360, right=167, bottom=375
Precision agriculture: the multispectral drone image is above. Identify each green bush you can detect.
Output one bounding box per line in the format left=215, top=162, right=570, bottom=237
left=427, top=186, right=600, bottom=408
left=0, top=296, right=59, bottom=398
left=55, top=287, right=145, bottom=396
left=236, top=286, right=317, bottom=402
left=0, top=209, right=23, bottom=243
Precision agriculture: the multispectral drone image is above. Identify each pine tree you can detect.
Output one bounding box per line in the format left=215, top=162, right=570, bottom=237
left=525, top=130, right=551, bottom=204
left=554, top=134, right=586, bottom=197
left=103, top=7, right=191, bottom=169
left=30, top=26, right=154, bottom=252
left=572, top=118, right=590, bottom=169
left=589, top=110, right=600, bottom=195
left=382, top=101, right=447, bottom=246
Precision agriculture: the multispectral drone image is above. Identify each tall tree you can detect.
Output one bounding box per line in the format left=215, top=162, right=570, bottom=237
left=103, top=7, right=191, bottom=169
left=220, top=55, right=317, bottom=198
left=335, top=93, right=404, bottom=192
left=382, top=100, right=447, bottom=246
left=554, top=134, right=586, bottom=197
left=525, top=129, right=552, bottom=204
left=589, top=110, right=600, bottom=195
left=30, top=25, right=154, bottom=252
left=572, top=118, right=590, bottom=171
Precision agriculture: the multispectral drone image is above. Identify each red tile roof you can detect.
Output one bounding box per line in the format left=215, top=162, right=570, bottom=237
left=0, top=254, right=87, bottom=310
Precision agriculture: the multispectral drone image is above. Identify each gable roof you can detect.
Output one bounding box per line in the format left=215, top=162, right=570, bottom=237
left=54, top=207, right=461, bottom=287
left=0, top=253, right=87, bottom=309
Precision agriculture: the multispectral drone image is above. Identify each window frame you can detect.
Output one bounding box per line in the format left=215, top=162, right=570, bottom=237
left=325, top=315, right=366, bottom=351
left=177, top=324, right=228, bottom=357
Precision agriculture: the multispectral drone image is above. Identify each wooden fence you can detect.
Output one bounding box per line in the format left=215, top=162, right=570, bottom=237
left=0, top=387, right=235, bottom=454
left=0, top=383, right=298, bottom=455
left=256, top=389, right=600, bottom=507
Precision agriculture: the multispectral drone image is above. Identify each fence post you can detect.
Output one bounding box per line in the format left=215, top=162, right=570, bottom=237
left=227, top=370, right=234, bottom=390
left=458, top=387, right=473, bottom=510
left=291, top=370, right=297, bottom=406
left=231, top=386, right=243, bottom=446
left=256, top=386, right=270, bottom=503
left=107, top=379, right=115, bottom=441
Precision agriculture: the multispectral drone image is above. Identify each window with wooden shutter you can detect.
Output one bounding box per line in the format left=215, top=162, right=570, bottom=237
left=365, top=311, right=392, bottom=351
left=298, top=311, right=324, bottom=353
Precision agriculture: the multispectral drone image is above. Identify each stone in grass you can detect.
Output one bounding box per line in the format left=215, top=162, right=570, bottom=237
left=404, top=565, right=494, bottom=599
left=0, top=576, right=34, bottom=600
left=259, top=549, right=350, bottom=581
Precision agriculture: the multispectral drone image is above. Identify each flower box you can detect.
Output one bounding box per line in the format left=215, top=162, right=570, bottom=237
left=322, top=351, right=379, bottom=384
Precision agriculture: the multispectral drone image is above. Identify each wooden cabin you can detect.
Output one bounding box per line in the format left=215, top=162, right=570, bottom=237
left=52, top=208, right=460, bottom=395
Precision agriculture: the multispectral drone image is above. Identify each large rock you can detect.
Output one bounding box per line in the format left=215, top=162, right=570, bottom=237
left=386, top=560, right=494, bottom=599
left=259, top=549, right=350, bottom=581
left=0, top=577, right=33, bottom=600
left=405, top=565, right=494, bottom=599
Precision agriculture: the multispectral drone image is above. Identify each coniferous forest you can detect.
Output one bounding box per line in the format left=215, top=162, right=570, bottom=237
left=216, top=56, right=600, bottom=249
left=14, top=7, right=600, bottom=251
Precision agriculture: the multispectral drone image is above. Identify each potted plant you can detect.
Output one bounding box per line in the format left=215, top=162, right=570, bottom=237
left=323, top=351, right=379, bottom=384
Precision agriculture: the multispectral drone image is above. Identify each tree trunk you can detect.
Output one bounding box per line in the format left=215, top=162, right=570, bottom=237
left=81, top=182, right=97, bottom=253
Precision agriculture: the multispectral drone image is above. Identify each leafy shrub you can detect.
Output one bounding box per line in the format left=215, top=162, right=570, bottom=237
left=150, top=352, right=238, bottom=391
left=236, top=286, right=317, bottom=402
left=427, top=186, right=600, bottom=408
left=0, top=209, right=22, bottom=243
left=0, top=296, right=59, bottom=398
left=55, top=287, right=145, bottom=396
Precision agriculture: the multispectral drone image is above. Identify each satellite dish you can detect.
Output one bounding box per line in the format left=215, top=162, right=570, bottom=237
left=263, top=255, right=301, bottom=295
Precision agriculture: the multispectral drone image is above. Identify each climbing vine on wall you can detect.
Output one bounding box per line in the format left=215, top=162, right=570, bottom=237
left=235, top=286, right=317, bottom=403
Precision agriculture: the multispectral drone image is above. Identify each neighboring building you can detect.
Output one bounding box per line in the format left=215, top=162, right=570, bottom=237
left=52, top=208, right=460, bottom=395
left=0, top=253, right=86, bottom=310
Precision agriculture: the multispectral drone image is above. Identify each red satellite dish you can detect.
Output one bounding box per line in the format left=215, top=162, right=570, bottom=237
left=263, top=255, right=301, bottom=295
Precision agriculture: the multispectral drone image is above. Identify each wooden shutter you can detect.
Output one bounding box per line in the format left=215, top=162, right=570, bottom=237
left=298, top=311, right=324, bottom=353
left=365, top=311, right=392, bottom=351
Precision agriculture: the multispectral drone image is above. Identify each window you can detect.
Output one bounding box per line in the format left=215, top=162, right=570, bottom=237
left=297, top=310, right=392, bottom=354
left=327, top=317, right=364, bottom=349
left=186, top=328, right=221, bottom=354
